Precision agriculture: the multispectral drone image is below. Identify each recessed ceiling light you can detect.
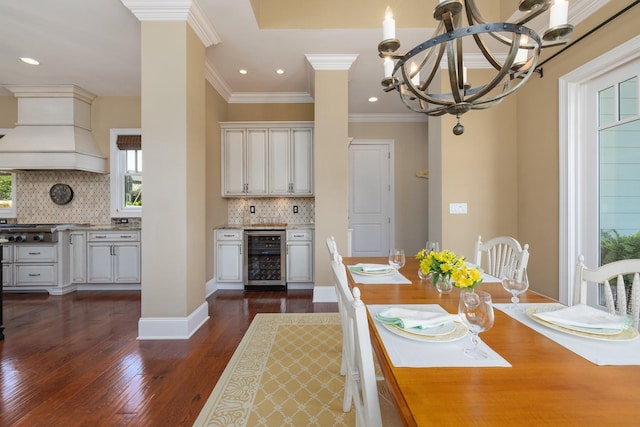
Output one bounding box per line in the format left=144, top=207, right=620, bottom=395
left=368, top=97, right=378, bottom=103
left=239, top=69, right=248, bottom=75
left=19, top=57, right=40, bottom=65
left=276, top=69, right=285, bottom=75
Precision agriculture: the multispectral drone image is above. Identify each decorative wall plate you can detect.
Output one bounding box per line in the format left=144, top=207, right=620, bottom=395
left=49, top=183, right=74, bottom=205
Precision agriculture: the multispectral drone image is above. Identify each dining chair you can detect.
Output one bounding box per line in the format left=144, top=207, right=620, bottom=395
left=330, top=244, right=347, bottom=376
left=330, top=259, right=402, bottom=427
left=326, top=235, right=338, bottom=260
left=573, top=255, right=640, bottom=330
left=474, top=235, right=530, bottom=280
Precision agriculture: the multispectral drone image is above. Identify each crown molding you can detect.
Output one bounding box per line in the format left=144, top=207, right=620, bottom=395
left=349, top=113, right=428, bottom=123
left=205, top=61, right=231, bottom=101
left=305, top=54, right=359, bottom=70
left=229, top=92, right=314, bottom=104
left=120, top=0, right=220, bottom=47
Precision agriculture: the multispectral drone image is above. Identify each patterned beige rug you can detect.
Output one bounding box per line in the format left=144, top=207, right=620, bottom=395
left=193, top=313, right=355, bottom=427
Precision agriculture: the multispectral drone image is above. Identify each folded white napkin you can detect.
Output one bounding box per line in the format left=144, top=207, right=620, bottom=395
left=352, top=263, right=392, bottom=273
left=534, top=304, right=631, bottom=332
left=376, top=307, right=458, bottom=329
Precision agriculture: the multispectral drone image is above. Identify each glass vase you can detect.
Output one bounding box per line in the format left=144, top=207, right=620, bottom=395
left=434, top=275, right=453, bottom=294
left=418, top=268, right=430, bottom=281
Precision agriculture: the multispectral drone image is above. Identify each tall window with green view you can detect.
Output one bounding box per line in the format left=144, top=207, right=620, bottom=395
left=110, top=130, right=142, bottom=217
left=0, top=172, right=16, bottom=218
left=599, top=75, right=640, bottom=265
left=124, top=149, right=142, bottom=207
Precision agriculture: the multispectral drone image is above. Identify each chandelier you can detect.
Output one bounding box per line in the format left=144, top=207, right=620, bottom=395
left=378, top=0, right=573, bottom=134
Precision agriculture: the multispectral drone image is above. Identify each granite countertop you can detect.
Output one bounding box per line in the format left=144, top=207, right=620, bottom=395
left=220, top=223, right=314, bottom=230
left=53, top=224, right=141, bottom=232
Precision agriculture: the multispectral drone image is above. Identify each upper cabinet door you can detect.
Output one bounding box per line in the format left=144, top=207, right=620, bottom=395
left=245, top=129, right=268, bottom=196
left=291, top=128, right=313, bottom=195
left=222, top=129, right=246, bottom=196
left=268, top=128, right=291, bottom=195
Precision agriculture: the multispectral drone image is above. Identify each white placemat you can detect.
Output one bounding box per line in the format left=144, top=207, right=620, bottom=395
left=464, top=262, right=501, bottom=283
left=367, top=304, right=511, bottom=368
left=347, top=266, right=412, bottom=285
left=494, top=303, right=640, bottom=366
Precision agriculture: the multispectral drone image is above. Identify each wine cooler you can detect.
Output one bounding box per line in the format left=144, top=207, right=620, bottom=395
left=243, top=230, right=286, bottom=289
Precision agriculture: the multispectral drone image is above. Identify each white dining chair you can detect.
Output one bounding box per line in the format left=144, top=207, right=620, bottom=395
left=474, top=235, right=530, bottom=280
left=326, top=235, right=338, bottom=260
left=330, top=259, right=402, bottom=427
left=329, top=242, right=347, bottom=376
left=573, top=255, right=640, bottom=330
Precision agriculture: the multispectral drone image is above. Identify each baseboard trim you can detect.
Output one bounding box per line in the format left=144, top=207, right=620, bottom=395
left=312, top=285, right=337, bottom=303
left=137, top=302, right=209, bottom=340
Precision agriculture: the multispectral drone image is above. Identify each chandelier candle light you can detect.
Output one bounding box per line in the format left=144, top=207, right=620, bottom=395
left=378, top=0, right=573, bottom=135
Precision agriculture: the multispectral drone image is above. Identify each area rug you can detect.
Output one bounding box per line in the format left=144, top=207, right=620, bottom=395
left=193, top=313, right=355, bottom=427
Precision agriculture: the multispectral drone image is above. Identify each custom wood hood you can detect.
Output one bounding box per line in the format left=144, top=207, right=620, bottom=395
left=0, top=85, right=107, bottom=173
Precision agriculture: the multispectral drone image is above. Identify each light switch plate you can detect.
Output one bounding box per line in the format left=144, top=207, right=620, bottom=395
left=449, top=203, right=468, bottom=214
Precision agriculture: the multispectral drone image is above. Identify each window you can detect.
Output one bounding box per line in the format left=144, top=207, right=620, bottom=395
left=110, top=129, right=142, bottom=217
left=598, top=76, right=640, bottom=265
left=0, top=171, right=16, bottom=218
left=0, top=132, right=16, bottom=218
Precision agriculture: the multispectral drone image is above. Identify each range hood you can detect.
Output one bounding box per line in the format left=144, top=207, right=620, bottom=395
left=0, top=85, right=107, bottom=173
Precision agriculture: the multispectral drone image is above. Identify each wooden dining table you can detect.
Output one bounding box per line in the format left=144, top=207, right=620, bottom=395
left=342, top=256, right=640, bottom=426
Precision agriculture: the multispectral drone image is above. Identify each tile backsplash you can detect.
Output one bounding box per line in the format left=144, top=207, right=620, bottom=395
left=227, top=198, right=314, bottom=225
left=14, top=170, right=111, bottom=224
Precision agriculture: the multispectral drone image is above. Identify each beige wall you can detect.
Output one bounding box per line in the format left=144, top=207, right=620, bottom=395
left=348, top=121, right=429, bottom=255
left=205, top=83, right=229, bottom=279
left=437, top=67, right=518, bottom=261
left=313, top=69, right=350, bottom=287
left=227, top=103, right=313, bottom=121
left=139, top=21, right=206, bottom=318
left=91, top=97, right=141, bottom=165
left=518, top=2, right=640, bottom=299
left=0, top=96, right=17, bottom=128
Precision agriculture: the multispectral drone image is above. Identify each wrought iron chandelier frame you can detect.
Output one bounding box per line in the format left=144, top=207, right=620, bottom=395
left=378, top=0, right=573, bottom=134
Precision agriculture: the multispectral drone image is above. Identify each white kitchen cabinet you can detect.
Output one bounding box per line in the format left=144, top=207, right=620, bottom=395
left=286, top=229, right=313, bottom=283
left=87, top=231, right=140, bottom=283
left=14, top=244, right=57, bottom=287
left=2, top=244, right=11, bottom=287
left=269, top=127, right=313, bottom=196
left=69, top=231, right=87, bottom=283
left=222, top=128, right=268, bottom=196
left=215, top=229, right=243, bottom=282
left=221, top=122, right=313, bottom=197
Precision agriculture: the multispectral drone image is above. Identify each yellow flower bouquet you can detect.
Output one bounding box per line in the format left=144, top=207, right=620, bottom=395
left=416, top=249, right=483, bottom=290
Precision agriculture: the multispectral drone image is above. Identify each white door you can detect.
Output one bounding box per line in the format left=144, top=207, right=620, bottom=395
left=562, top=44, right=640, bottom=305
left=348, top=140, right=393, bottom=256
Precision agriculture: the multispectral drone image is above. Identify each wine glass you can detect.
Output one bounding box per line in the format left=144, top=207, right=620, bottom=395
left=458, top=290, right=495, bottom=359
left=388, top=248, right=405, bottom=271
left=502, top=266, right=529, bottom=311
left=425, top=241, right=440, bottom=254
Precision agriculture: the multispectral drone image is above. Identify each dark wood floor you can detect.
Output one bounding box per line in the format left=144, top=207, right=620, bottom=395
left=0, top=289, right=337, bottom=426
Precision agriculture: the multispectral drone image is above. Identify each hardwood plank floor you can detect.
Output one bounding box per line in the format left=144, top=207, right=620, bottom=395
left=0, top=290, right=338, bottom=426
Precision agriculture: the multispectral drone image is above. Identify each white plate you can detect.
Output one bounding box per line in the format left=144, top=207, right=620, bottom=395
left=349, top=265, right=395, bottom=276
left=374, top=313, right=456, bottom=336
left=527, top=306, right=639, bottom=342
left=382, top=321, right=468, bottom=342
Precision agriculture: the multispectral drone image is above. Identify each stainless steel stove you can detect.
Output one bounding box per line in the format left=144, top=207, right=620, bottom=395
left=0, top=224, right=58, bottom=243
